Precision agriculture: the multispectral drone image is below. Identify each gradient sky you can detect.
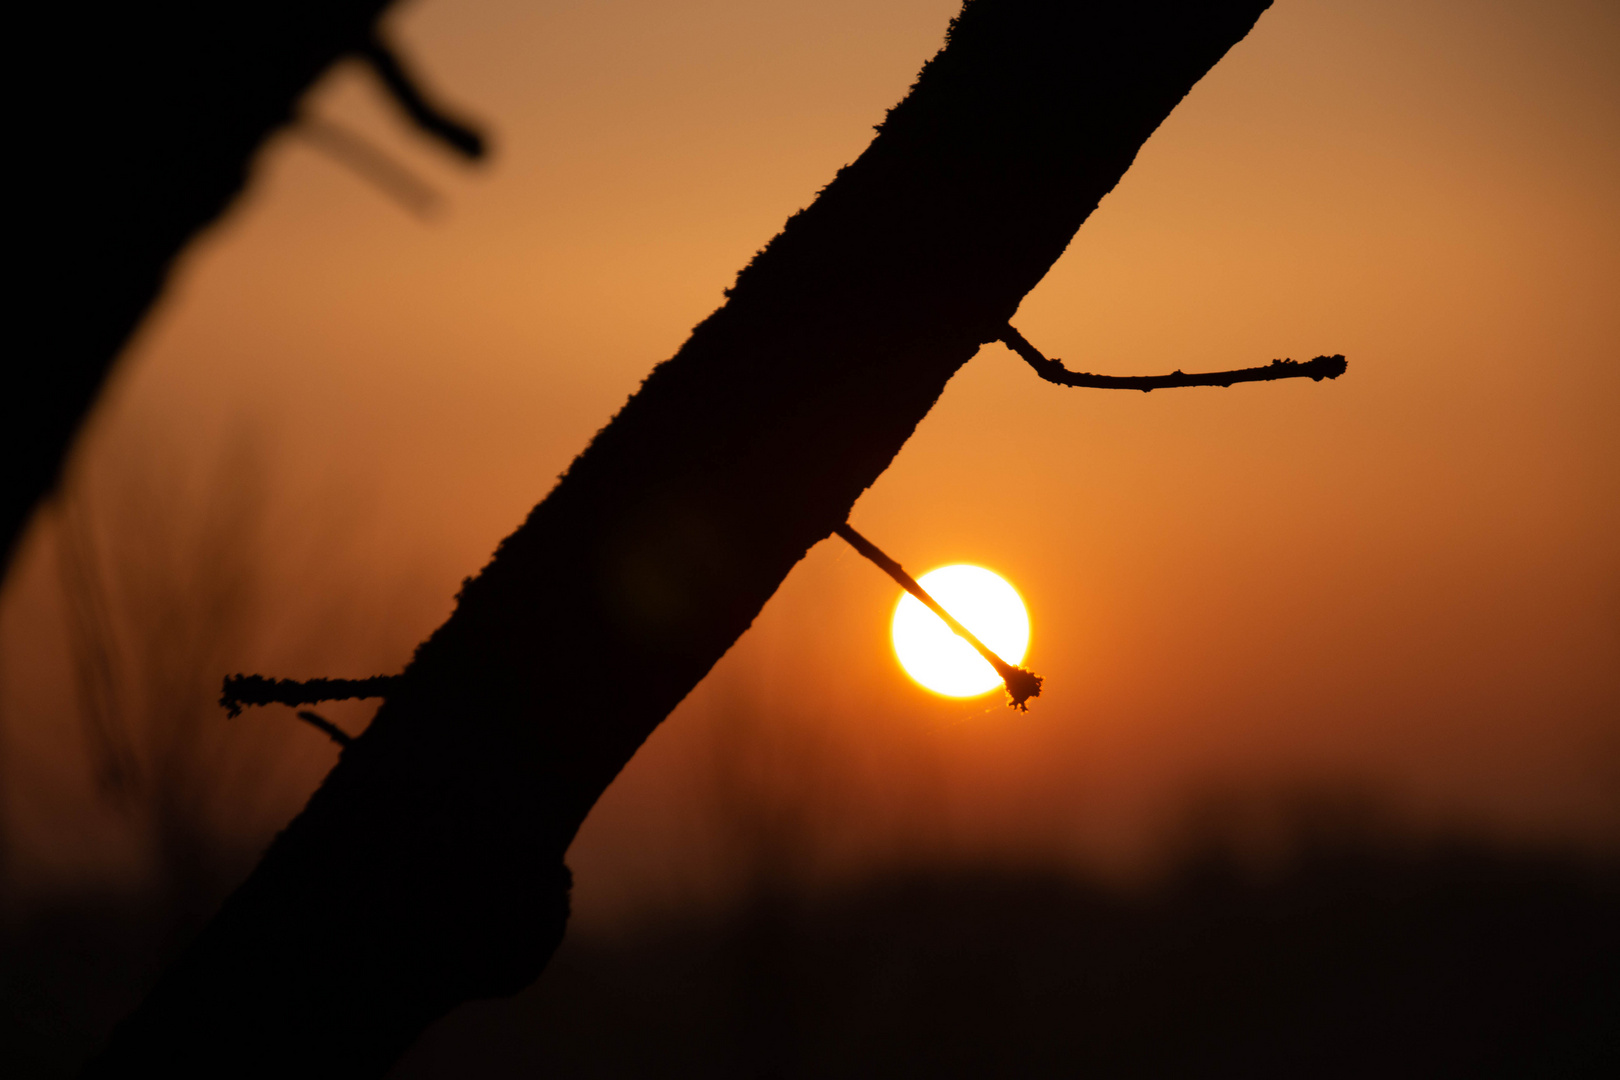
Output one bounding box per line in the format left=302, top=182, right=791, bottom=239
left=3, top=0, right=1616, bottom=925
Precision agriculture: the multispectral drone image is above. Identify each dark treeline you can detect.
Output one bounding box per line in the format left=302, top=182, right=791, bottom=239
left=7, top=825, right=1615, bottom=1077
left=401, top=836, right=1620, bottom=1078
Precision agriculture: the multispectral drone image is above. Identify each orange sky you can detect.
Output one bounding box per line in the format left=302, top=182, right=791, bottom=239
left=3, top=0, right=1617, bottom=926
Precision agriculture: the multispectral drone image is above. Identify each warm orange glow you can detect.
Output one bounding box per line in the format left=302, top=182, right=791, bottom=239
left=1, top=1, right=1616, bottom=923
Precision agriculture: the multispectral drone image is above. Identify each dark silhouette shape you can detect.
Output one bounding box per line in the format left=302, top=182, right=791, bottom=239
left=12, top=832, right=1616, bottom=1076
left=834, top=523, right=1042, bottom=709
left=220, top=517, right=1047, bottom=719
left=87, top=3, right=1284, bottom=1074
left=5, top=7, right=484, bottom=584
left=1000, top=324, right=1347, bottom=390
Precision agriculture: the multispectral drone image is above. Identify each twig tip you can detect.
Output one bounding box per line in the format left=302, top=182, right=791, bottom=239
left=1003, top=666, right=1044, bottom=711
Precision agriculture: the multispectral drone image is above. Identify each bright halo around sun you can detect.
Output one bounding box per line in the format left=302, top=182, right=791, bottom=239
left=892, top=565, right=1030, bottom=698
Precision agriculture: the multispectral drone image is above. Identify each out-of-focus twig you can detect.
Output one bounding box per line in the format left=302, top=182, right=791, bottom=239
left=295, top=115, right=444, bottom=218
left=221, top=673, right=400, bottom=719
left=296, top=711, right=355, bottom=748
left=359, top=32, right=487, bottom=160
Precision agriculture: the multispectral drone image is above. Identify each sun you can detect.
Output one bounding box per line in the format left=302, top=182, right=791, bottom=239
left=891, top=564, right=1030, bottom=698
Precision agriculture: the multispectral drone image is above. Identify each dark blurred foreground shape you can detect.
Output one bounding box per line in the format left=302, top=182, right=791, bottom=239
left=6, top=833, right=1616, bottom=1077
left=6, top=0, right=484, bottom=581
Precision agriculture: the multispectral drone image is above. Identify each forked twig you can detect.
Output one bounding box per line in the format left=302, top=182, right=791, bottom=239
left=834, top=523, right=1042, bottom=710
left=999, top=324, right=1346, bottom=392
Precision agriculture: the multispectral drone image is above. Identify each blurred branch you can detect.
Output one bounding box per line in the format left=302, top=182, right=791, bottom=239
left=359, top=31, right=487, bottom=161
left=54, top=506, right=140, bottom=799
left=89, top=5, right=1278, bottom=1075
left=296, top=711, right=355, bottom=748
left=295, top=115, right=444, bottom=218
left=999, top=324, right=1346, bottom=392
left=834, top=524, right=1042, bottom=710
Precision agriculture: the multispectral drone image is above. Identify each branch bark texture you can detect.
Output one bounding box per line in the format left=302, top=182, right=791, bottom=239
left=88, top=2, right=1273, bottom=1074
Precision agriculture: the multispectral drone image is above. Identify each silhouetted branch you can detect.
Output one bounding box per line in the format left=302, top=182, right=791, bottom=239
left=296, top=115, right=444, bottom=218
left=359, top=32, right=487, bottom=161
left=296, top=711, right=355, bottom=748
left=999, top=324, right=1346, bottom=392
left=220, top=673, right=400, bottom=718
left=834, top=524, right=1042, bottom=710
left=90, top=5, right=1278, bottom=1074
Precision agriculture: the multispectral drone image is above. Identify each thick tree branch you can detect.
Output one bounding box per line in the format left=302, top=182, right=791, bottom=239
left=88, top=3, right=1277, bottom=1074
left=1000, top=323, right=1347, bottom=391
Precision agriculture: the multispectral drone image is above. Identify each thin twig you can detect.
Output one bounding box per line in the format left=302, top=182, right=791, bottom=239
left=221, top=673, right=401, bottom=718
left=296, top=711, right=355, bottom=748
left=53, top=508, right=141, bottom=797
left=834, top=523, right=1043, bottom=710
left=999, top=324, right=1346, bottom=392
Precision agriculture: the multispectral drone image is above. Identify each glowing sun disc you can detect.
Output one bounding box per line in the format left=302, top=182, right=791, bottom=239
left=892, top=565, right=1030, bottom=698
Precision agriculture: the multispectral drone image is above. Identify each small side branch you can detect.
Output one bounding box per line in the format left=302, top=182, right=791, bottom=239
left=999, top=324, right=1346, bottom=392
left=221, top=674, right=401, bottom=718
left=834, top=523, right=1043, bottom=710
left=296, top=711, right=355, bottom=748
